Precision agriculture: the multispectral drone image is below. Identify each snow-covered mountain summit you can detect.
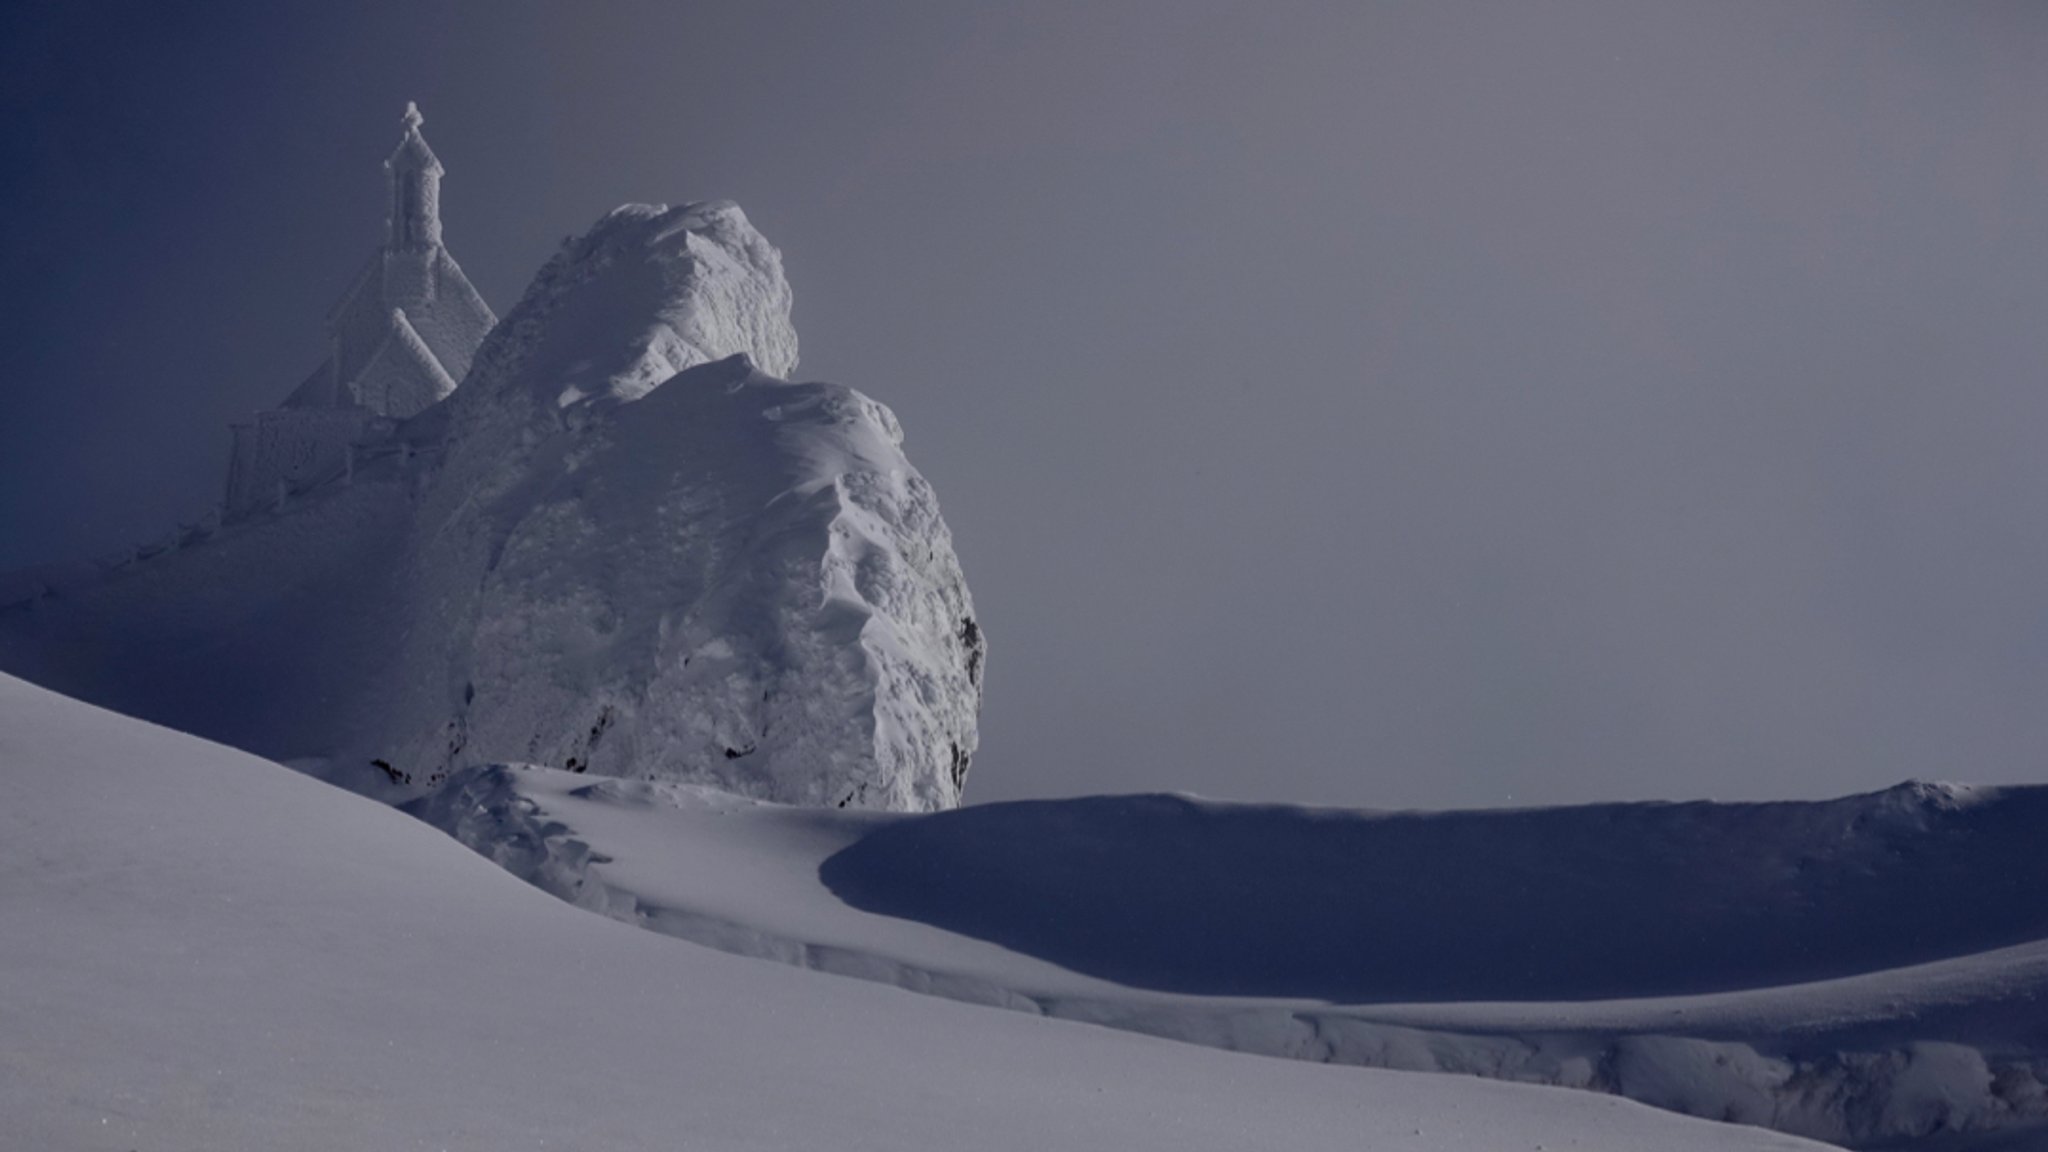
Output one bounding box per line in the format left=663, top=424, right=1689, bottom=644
left=0, top=195, right=983, bottom=812
left=482, top=201, right=798, bottom=411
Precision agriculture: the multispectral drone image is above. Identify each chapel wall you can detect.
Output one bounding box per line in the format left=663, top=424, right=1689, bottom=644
left=224, top=408, right=375, bottom=514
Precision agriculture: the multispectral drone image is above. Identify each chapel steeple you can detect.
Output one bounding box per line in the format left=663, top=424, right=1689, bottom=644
left=224, top=103, right=496, bottom=517
left=385, top=102, right=444, bottom=251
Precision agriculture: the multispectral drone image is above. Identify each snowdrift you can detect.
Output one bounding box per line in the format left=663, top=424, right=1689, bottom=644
left=418, top=763, right=2048, bottom=1149
left=0, top=673, right=1827, bottom=1152
left=0, top=201, right=983, bottom=811
left=822, top=784, right=2048, bottom=1002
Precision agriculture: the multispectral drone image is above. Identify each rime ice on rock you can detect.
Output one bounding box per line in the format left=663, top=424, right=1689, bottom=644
left=388, top=202, right=980, bottom=811
left=0, top=127, right=984, bottom=813
left=223, top=103, right=496, bottom=515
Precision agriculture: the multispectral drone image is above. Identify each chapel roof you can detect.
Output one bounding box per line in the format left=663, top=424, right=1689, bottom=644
left=386, top=102, right=443, bottom=176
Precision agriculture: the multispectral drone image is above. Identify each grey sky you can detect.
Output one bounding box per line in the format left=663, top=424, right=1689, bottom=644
left=4, top=1, right=2047, bottom=808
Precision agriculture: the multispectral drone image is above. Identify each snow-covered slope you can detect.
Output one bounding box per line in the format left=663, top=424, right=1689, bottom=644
left=416, top=764, right=2048, bottom=1149
left=0, top=201, right=982, bottom=811
left=0, top=673, right=1828, bottom=1152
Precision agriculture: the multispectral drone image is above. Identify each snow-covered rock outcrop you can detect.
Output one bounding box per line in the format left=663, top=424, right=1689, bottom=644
left=0, top=201, right=984, bottom=811
left=390, top=201, right=981, bottom=809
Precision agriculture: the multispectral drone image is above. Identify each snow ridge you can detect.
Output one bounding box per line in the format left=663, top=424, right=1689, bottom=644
left=418, top=765, right=2048, bottom=1150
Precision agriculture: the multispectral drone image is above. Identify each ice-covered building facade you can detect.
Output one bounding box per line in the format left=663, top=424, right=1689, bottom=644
left=224, top=103, right=496, bottom=515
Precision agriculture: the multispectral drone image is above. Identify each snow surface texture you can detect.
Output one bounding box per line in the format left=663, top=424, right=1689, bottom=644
left=0, top=674, right=1831, bottom=1152
left=416, top=765, right=2048, bottom=1150
left=0, top=201, right=983, bottom=811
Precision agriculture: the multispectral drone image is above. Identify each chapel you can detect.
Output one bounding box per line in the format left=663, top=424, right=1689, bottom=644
left=224, top=103, right=496, bottom=514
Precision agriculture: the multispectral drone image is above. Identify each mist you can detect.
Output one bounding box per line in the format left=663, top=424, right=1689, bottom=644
left=5, top=0, right=2047, bottom=809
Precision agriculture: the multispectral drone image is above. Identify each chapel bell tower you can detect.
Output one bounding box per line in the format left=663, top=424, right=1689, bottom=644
left=385, top=101, right=444, bottom=251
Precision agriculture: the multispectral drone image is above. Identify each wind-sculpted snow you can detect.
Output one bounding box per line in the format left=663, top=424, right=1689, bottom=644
left=0, top=201, right=982, bottom=811
left=400, top=351, right=984, bottom=810
left=821, top=782, right=2048, bottom=1001
left=445, top=201, right=797, bottom=432
left=418, top=765, right=2048, bottom=1149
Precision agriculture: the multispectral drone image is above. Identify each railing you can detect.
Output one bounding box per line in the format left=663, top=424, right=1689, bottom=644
left=0, top=431, right=452, bottom=612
